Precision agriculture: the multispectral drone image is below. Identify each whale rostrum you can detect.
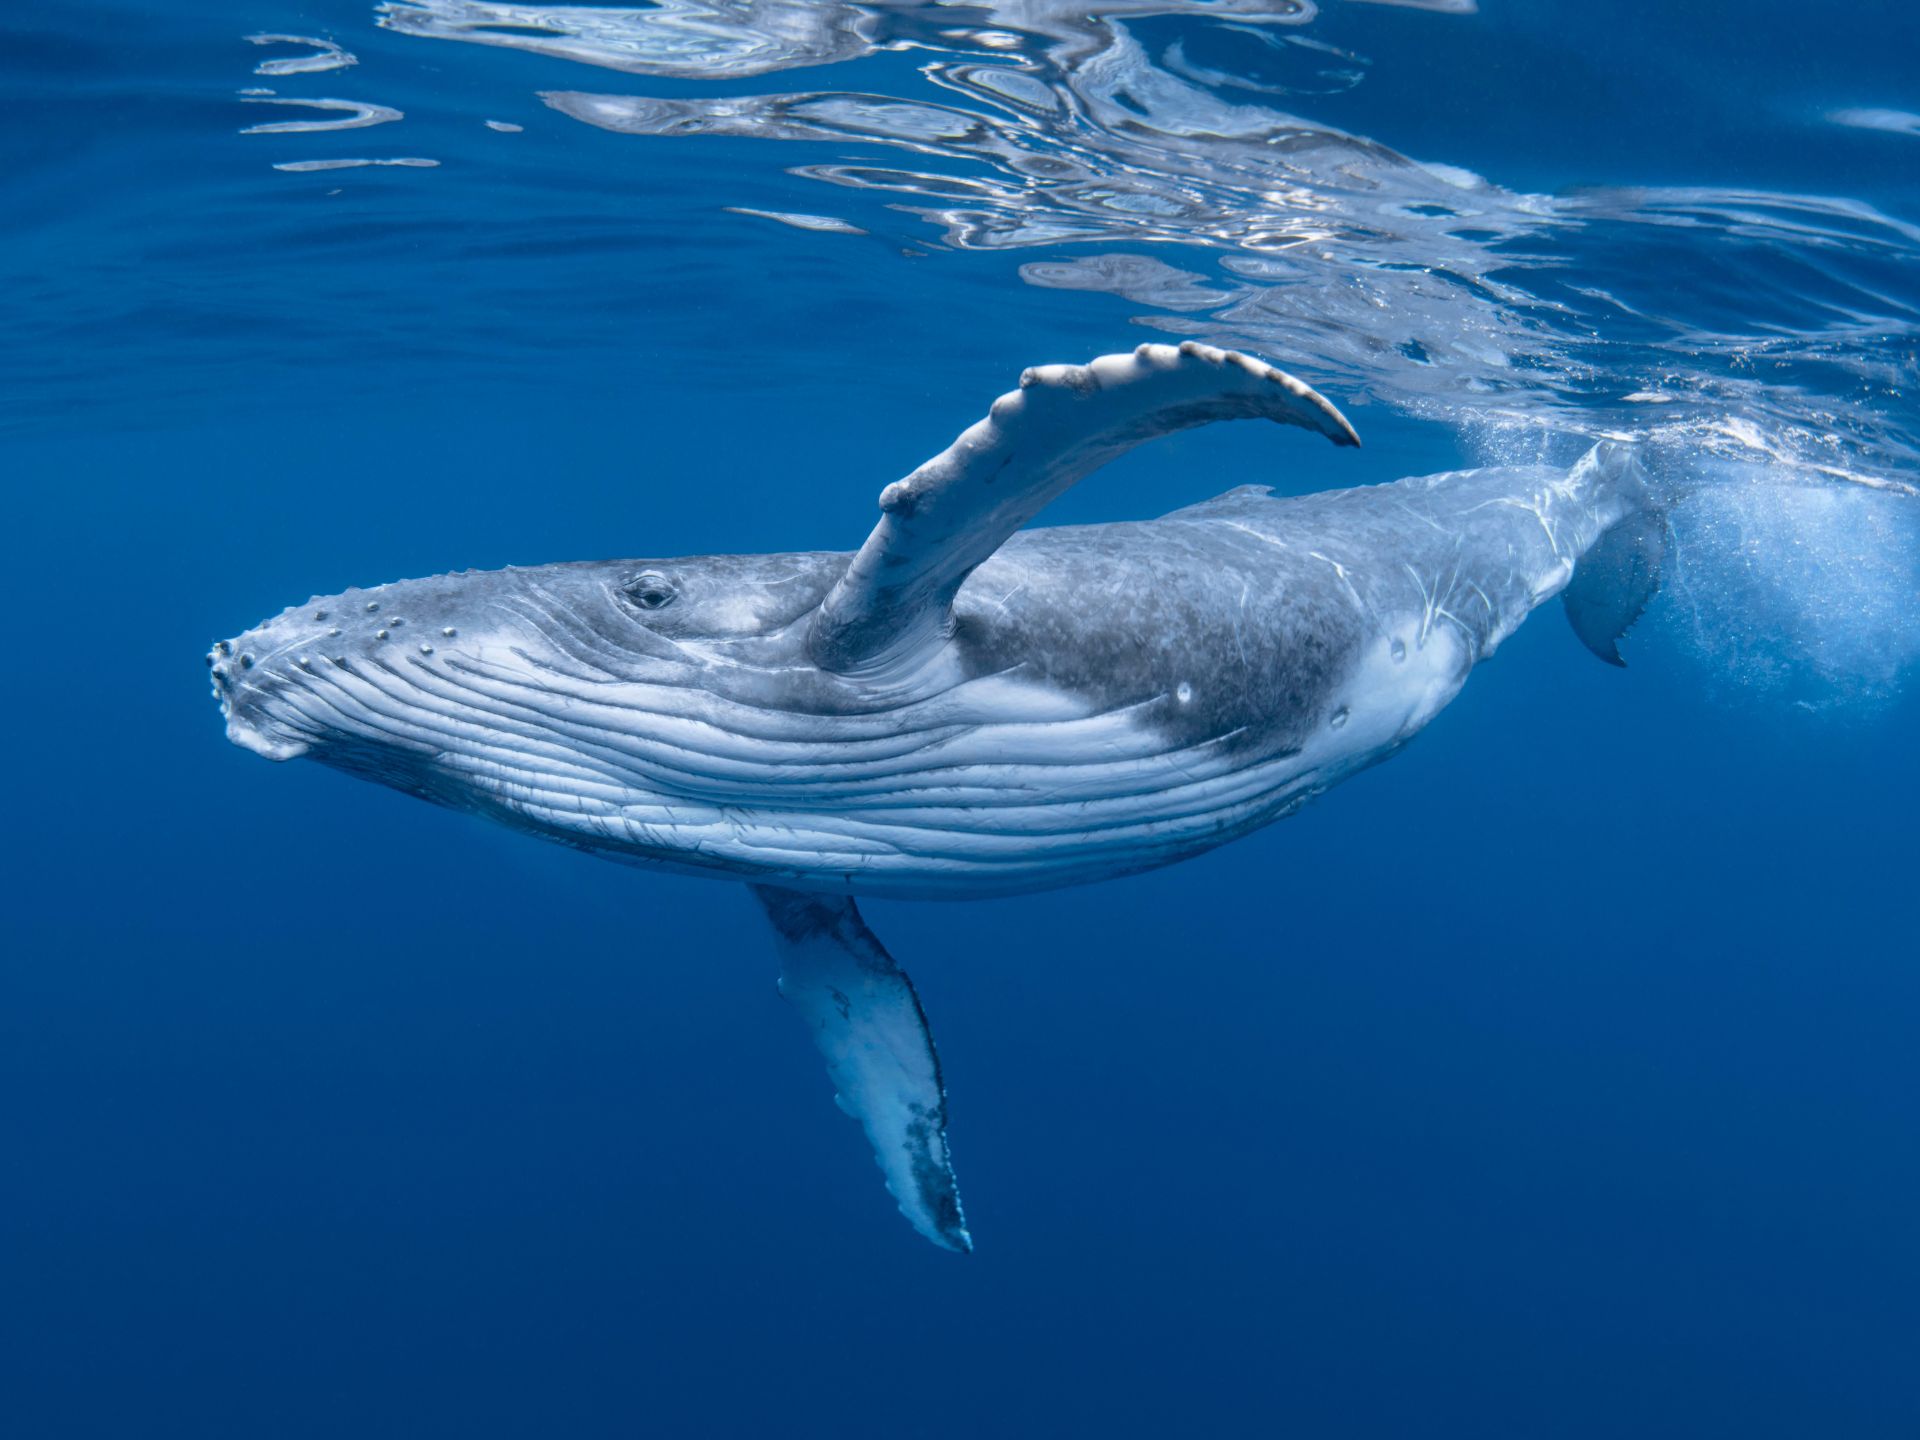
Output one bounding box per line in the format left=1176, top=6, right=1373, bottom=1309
left=211, top=342, right=1660, bottom=1250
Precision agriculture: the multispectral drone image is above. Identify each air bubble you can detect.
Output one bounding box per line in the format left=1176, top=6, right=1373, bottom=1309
left=1664, top=472, right=1920, bottom=708
left=1390, top=638, right=1406, bottom=662
left=1175, top=681, right=1193, bottom=704
left=1329, top=706, right=1349, bottom=729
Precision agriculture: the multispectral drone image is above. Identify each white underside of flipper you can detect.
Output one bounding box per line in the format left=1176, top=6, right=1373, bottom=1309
left=753, top=885, right=970, bottom=1252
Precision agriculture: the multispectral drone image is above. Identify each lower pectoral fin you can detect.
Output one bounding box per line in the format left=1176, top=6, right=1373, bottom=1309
left=752, top=885, right=971, bottom=1253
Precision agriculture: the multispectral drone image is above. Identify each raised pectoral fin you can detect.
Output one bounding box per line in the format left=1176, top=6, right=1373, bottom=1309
left=809, top=341, right=1359, bottom=674
left=752, top=885, right=970, bottom=1253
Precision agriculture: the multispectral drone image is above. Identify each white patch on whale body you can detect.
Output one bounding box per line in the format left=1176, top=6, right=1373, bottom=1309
left=1307, top=624, right=1470, bottom=774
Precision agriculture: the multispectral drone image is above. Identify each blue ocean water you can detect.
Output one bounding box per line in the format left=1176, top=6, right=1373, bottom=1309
left=8, top=1, right=1920, bottom=1434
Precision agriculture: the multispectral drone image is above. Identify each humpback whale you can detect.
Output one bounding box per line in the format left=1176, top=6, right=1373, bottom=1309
left=210, top=343, right=1663, bottom=1251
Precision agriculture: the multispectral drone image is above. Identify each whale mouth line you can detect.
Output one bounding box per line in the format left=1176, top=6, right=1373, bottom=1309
left=221, top=683, right=315, bottom=761
left=225, top=713, right=313, bottom=762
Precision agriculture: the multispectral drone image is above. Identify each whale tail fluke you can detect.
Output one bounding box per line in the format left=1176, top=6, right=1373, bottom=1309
left=1560, top=438, right=1920, bottom=701
left=1562, top=443, right=1669, bottom=667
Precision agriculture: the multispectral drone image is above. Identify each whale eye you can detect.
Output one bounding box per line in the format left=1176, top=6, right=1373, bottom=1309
left=622, top=571, right=677, bottom=611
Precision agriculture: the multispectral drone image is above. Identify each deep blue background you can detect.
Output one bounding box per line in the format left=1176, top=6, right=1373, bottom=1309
left=7, top=2, right=1919, bottom=1435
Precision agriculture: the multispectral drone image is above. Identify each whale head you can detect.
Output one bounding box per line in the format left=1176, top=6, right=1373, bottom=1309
left=210, top=551, right=849, bottom=822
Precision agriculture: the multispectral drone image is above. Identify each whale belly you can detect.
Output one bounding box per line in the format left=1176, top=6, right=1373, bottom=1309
left=476, top=611, right=1470, bottom=899
left=520, top=699, right=1326, bottom=900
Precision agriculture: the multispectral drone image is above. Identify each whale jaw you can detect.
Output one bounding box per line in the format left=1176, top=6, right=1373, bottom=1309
left=209, top=642, right=314, bottom=762
left=223, top=711, right=312, bottom=762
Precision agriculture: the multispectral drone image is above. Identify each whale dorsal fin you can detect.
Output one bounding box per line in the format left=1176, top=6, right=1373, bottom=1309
left=809, top=341, right=1359, bottom=674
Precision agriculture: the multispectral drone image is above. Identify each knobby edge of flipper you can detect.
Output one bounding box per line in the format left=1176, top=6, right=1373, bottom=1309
left=809, top=341, right=1359, bottom=677
left=752, top=884, right=971, bottom=1253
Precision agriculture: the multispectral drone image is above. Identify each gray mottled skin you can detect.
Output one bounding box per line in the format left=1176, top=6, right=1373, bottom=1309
left=210, top=345, right=1651, bottom=1250
left=214, top=454, right=1635, bottom=899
